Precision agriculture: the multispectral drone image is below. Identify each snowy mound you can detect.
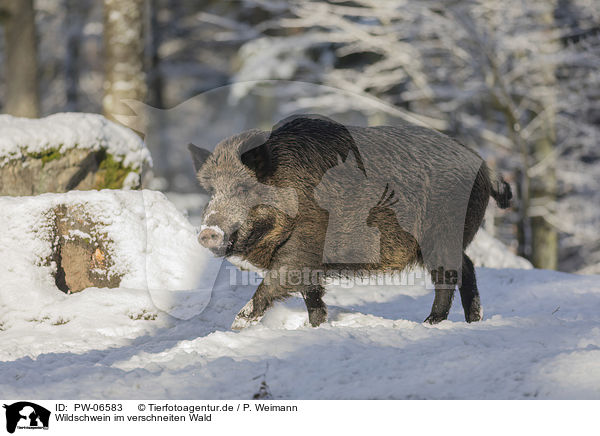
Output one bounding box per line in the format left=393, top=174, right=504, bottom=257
left=467, top=228, right=532, bottom=269
left=0, top=190, right=221, bottom=359
left=0, top=112, right=151, bottom=169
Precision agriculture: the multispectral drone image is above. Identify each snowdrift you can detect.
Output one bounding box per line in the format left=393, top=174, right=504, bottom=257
left=0, top=190, right=221, bottom=359
left=467, top=228, right=532, bottom=269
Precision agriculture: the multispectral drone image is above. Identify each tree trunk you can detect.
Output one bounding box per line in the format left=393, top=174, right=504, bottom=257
left=530, top=141, right=558, bottom=270
left=65, top=0, right=87, bottom=112
left=529, top=112, right=558, bottom=269
left=146, top=0, right=163, bottom=109
left=1, top=0, right=39, bottom=117
left=102, top=0, right=147, bottom=121
left=529, top=8, right=559, bottom=270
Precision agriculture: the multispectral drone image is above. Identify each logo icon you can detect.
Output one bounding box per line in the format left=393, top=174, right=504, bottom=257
left=3, top=402, right=50, bottom=433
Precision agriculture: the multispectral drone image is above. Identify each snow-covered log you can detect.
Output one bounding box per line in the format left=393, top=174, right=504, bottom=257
left=0, top=113, right=152, bottom=195
left=0, top=190, right=218, bottom=319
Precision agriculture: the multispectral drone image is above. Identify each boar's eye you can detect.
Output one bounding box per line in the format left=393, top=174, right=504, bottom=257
left=236, top=184, right=251, bottom=195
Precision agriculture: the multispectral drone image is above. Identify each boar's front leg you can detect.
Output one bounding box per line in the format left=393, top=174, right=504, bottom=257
left=301, top=285, right=327, bottom=327
left=231, top=281, right=327, bottom=329
left=231, top=280, right=287, bottom=330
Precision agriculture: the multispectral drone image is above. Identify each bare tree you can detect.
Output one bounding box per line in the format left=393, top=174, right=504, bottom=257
left=529, top=8, right=560, bottom=270
left=0, top=0, right=39, bottom=117
left=454, top=2, right=562, bottom=269
left=102, top=0, right=146, bottom=121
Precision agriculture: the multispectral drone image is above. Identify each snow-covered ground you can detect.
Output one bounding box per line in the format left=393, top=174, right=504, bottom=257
left=1, top=191, right=599, bottom=399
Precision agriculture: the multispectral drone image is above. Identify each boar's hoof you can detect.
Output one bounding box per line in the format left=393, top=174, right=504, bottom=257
left=231, top=316, right=261, bottom=330
left=307, top=307, right=327, bottom=327
left=424, top=313, right=448, bottom=325
left=465, top=303, right=483, bottom=323
left=231, top=300, right=263, bottom=330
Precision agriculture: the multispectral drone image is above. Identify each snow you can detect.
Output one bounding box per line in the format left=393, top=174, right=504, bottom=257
left=0, top=190, right=220, bottom=359
left=467, top=228, right=533, bottom=269
left=1, top=190, right=598, bottom=399
left=0, top=113, right=152, bottom=169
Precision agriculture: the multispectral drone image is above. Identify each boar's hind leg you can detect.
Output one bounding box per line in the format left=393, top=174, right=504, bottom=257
left=458, top=253, right=482, bottom=323
left=424, top=256, right=454, bottom=324
left=424, top=287, right=454, bottom=325
left=301, top=285, right=327, bottom=327
left=232, top=281, right=288, bottom=330
left=424, top=253, right=482, bottom=324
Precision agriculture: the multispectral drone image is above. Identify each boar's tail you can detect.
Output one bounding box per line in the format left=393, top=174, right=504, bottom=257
left=490, top=171, right=512, bottom=209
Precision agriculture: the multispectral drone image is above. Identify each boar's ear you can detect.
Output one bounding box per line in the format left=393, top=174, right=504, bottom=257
left=188, top=143, right=212, bottom=172
left=240, top=133, right=275, bottom=181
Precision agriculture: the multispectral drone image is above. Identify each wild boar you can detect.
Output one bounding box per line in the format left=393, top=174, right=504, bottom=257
left=189, top=115, right=512, bottom=329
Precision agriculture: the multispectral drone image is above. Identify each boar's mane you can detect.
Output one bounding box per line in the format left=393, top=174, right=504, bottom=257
left=240, top=114, right=366, bottom=188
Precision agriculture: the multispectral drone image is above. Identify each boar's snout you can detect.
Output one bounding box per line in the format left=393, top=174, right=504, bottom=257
left=198, top=226, right=225, bottom=252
